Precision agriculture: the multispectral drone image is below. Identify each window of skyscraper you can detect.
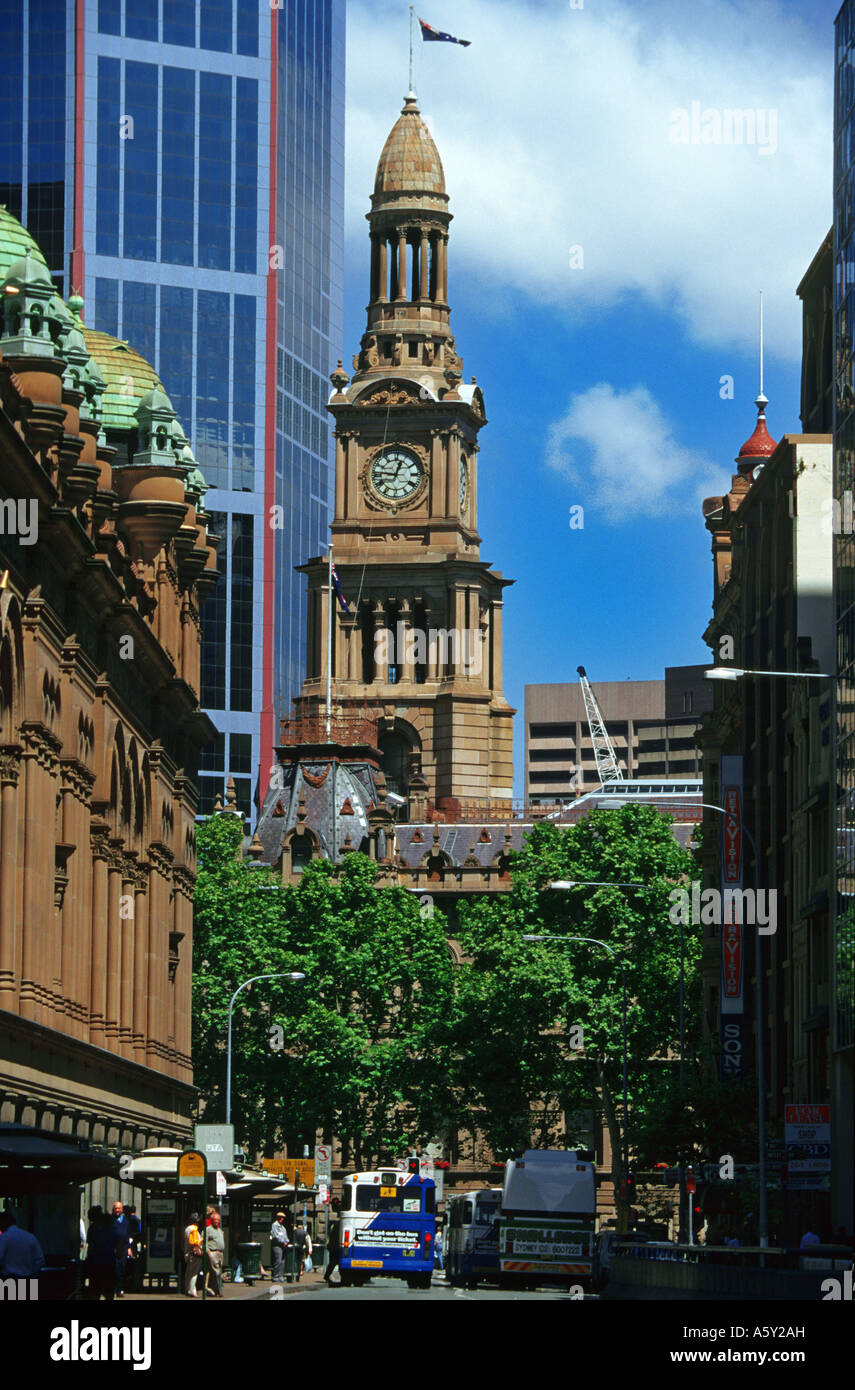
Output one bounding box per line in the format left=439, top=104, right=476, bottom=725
left=125, top=0, right=158, bottom=42
left=123, top=62, right=158, bottom=262
left=94, top=278, right=120, bottom=338
left=161, top=67, right=196, bottom=266
left=236, top=0, right=259, bottom=56
left=201, top=511, right=228, bottom=710
left=229, top=515, right=254, bottom=712
left=229, top=733, right=252, bottom=775
left=98, top=0, right=121, bottom=36
left=196, top=290, right=230, bottom=487
left=199, top=731, right=225, bottom=772
left=198, top=72, right=231, bottom=270
left=159, top=285, right=194, bottom=437
left=122, top=281, right=157, bottom=376
left=163, top=0, right=196, bottom=48
left=96, top=57, right=120, bottom=257
left=235, top=78, right=258, bottom=273
left=201, top=0, right=233, bottom=53
left=232, top=294, right=256, bottom=490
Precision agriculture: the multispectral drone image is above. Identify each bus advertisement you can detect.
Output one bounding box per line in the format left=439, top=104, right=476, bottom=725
left=338, top=1168, right=436, bottom=1288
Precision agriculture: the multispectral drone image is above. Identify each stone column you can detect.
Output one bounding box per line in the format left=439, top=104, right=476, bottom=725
left=146, top=859, right=168, bottom=1069
left=378, top=237, right=388, bottom=302
left=345, top=434, right=358, bottom=515
left=119, top=861, right=136, bottom=1057
left=419, top=230, right=429, bottom=302
left=491, top=598, right=505, bottom=693
left=425, top=608, right=440, bottom=681
left=373, top=602, right=388, bottom=684
left=470, top=450, right=478, bottom=529
left=105, top=845, right=123, bottom=1043
left=370, top=233, right=379, bottom=302
left=438, top=235, right=448, bottom=301
left=446, top=430, right=460, bottom=517
left=454, top=586, right=467, bottom=678
left=318, top=579, right=331, bottom=686
left=334, top=434, right=346, bottom=518
left=396, top=230, right=407, bottom=299
left=0, top=747, right=21, bottom=1007
left=430, top=429, right=445, bottom=516
left=132, top=875, right=148, bottom=1060
left=89, top=832, right=109, bottom=1047
left=398, top=598, right=413, bottom=684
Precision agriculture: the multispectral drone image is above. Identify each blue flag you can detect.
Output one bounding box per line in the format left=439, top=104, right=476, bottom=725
left=419, top=18, right=471, bottom=46
left=331, top=561, right=350, bottom=614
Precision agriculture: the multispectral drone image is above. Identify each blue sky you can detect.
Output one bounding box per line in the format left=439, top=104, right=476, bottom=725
left=342, top=0, right=840, bottom=794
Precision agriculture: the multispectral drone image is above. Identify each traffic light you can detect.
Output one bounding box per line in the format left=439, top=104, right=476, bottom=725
left=622, top=1173, right=636, bottom=1203
left=408, top=1156, right=420, bottom=1175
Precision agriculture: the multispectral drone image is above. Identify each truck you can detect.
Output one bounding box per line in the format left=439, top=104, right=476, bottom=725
left=497, top=1149, right=596, bottom=1290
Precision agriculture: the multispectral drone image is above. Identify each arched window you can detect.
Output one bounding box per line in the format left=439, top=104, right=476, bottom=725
left=379, top=732, right=410, bottom=798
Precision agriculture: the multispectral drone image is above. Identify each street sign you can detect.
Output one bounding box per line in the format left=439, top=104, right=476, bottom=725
left=195, top=1123, right=235, bottom=1172
left=216, top=1170, right=228, bottom=1196
left=785, top=1104, right=830, bottom=1146
left=786, top=1142, right=830, bottom=1159
left=787, top=1173, right=831, bottom=1192
left=420, top=1154, right=435, bottom=1180
left=787, top=1159, right=832, bottom=1174
left=178, top=1151, right=207, bottom=1186
left=314, top=1144, right=332, bottom=1182
left=434, top=1170, right=444, bottom=1204
left=317, top=1182, right=330, bottom=1206
left=264, top=1157, right=315, bottom=1186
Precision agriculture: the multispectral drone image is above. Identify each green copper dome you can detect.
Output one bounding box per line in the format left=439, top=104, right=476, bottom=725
left=80, top=326, right=167, bottom=432
left=0, top=205, right=52, bottom=283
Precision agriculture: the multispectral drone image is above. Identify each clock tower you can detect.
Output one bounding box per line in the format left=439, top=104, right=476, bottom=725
left=296, top=94, right=514, bottom=812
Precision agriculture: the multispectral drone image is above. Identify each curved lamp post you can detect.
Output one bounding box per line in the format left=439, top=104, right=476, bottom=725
left=226, top=972, right=306, bottom=1127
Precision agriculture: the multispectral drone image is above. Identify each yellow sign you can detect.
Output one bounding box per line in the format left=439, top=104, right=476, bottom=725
left=380, top=1187, right=397, bottom=1197
left=352, top=1260, right=383, bottom=1268
left=178, top=1151, right=206, bottom=1185
left=264, top=1157, right=316, bottom=1187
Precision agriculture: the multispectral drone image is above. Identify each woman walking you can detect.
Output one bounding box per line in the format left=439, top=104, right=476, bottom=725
left=184, top=1212, right=204, bottom=1297
left=206, top=1211, right=225, bottom=1297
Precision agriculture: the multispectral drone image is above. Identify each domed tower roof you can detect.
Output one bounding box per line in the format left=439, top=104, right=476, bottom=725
left=0, top=205, right=52, bottom=283
left=374, top=95, right=446, bottom=197
left=736, top=392, right=778, bottom=478
left=78, top=326, right=166, bottom=432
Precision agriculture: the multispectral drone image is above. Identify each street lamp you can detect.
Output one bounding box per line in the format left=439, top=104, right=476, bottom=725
left=522, top=931, right=630, bottom=1228
left=705, top=667, right=835, bottom=681
left=226, top=972, right=306, bottom=1127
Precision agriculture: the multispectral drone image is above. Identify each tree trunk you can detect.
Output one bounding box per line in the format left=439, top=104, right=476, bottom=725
left=597, top=1059, right=627, bottom=1234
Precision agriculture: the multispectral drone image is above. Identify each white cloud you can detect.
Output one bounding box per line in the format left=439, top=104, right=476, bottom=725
left=345, top=0, right=831, bottom=361
left=546, top=383, right=728, bottom=519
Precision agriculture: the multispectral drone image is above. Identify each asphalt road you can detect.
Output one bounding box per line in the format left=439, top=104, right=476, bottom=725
left=285, top=1274, right=594, bottom=1301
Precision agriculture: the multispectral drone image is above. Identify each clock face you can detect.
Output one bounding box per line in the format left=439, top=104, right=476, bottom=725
left=459, top=455, right=469, bottom=511
left=370, top=448, right=424, bottom=502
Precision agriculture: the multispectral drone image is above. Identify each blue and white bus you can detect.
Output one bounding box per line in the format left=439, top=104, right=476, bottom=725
left=445, top=1188, right=502, bottom=1287
left=338, top=1168, right=436, bottom=1288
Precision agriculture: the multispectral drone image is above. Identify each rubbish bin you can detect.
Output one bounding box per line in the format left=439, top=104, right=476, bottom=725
left=237, top=1242, right=262, bottom=1285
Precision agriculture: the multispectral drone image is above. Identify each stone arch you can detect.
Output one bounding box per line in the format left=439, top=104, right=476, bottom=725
left=0, top=592, right=24, bottom=740
left=378, top=716, right=422, bottom=802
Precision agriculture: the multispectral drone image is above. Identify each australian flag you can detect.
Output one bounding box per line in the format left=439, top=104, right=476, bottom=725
left=331, top=561, right=350, bottom=614
left=419, top=17, right=471, bottom=46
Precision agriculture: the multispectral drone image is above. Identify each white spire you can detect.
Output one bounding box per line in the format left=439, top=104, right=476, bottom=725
left=756, top=290, right=767, bottom=411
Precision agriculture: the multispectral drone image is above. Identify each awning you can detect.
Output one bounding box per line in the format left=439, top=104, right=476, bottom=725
left=0, top=1125, right=119, bottom=1191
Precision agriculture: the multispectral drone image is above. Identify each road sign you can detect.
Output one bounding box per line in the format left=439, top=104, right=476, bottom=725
left=264, top=1157, right=315, bottom=1186
left=785, top=1104, right=830, bottom=1146
left=216, top=1170, right=228, bottom=1196
left=195, top=1124, right=235, bottom=1172
left=317, top=1182, right=330, bottom=1206
left=314, top=1144, right=332, bottom=1182
left=787, top=1142, right=830, bottom=1159
left=787, top=1173, right=831, bottom=1192
left=434, top=1170, right=444, bottom=1204
left=787, top=1159, right=832, bottom=1174
left=178, top=1151, right=206, bottom=1186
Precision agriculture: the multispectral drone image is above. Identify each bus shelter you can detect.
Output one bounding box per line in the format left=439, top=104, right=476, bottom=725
left=0, top=1123, right=119, bottom=1299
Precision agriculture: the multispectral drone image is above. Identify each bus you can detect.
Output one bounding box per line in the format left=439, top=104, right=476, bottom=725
left=445, top=1187, right=502, bottom=1288
left=338, top=1167, right=436, bottom=1288
left=498, top=1149, right=596, bottom=1290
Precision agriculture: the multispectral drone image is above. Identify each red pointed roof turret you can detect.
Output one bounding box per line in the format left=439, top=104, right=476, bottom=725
left=736, top=392, right=777, bottom=478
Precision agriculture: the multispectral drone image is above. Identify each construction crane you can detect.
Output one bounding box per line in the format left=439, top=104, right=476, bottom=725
left=577, top=666, right=624, bottom=785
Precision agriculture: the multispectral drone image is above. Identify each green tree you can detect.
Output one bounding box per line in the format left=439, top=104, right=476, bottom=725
left=193, top=815, right=457, bottom=1163
left=453, top=807, right=697, bottom=1219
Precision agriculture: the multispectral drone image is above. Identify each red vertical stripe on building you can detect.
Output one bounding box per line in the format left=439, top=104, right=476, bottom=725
left=70, top=0, right=86, bottom=293
left=259, top=8, right=278, bottom=803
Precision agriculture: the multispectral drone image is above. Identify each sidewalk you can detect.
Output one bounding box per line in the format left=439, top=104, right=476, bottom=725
left=114, top=1270, right=328, bottom=1302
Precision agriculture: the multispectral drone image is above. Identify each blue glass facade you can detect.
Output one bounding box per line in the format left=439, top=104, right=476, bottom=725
left=1, top=1, right=345, bottom=821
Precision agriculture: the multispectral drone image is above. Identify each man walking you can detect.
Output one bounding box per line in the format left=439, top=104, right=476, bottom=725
left=111, top=1201, right=134, bottom=1299
left=0, top=1211, right=44, bottom=1281
left=270, top=1211, right=290, bottom=1283
left=205, top=1211, right=225, bottom=1297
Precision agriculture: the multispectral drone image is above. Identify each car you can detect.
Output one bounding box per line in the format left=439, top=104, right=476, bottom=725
left=592, top=1229, right=654, bottom=1290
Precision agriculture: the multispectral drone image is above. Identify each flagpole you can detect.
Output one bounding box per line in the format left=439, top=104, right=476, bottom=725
left=326, top=547, right=333, bottom=741
left=409, top=5, right=415, bottom=94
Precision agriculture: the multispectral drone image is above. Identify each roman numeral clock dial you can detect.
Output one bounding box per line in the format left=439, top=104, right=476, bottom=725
left=369, top=448, right=424, bottom=503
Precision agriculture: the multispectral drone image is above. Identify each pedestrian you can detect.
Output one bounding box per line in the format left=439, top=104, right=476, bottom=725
left=111, top=1200, right=134, bottom=1298
left=184, top=1212, right=204, bottom=1297
left=324, top=1219, right=340, bottom=1286
left=205, top=1211, right=225, bottom=1297
left=83, top=1207, right=112, bottom=1300
left=270, top=1210, right=290, bottom=1283
left=303, top=1224, right=313, bottom=1276
left=293, top=1219, right=310, bottom=1281
left=126, top=1205, right=144, bottom=1292
left=434, top=1227, right=444, bottom=1271
left=0, top=1211, right=44, bottom=1281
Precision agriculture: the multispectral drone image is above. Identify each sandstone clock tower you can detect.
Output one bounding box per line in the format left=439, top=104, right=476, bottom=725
left=296, top=94, right=514, bottom=812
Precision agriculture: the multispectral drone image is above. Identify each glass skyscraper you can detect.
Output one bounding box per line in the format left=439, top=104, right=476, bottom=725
left=833, top=0, right=855, bottom=1232
left=0, top=0, right=344, bottom=819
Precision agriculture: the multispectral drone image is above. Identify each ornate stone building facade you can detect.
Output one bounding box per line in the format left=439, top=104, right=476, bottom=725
left=294, top=95, right=514, bottom=814
left=0, top=208, right=216, bottom=1156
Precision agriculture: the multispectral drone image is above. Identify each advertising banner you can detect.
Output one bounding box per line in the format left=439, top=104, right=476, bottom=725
left=719, top=755, right=745, bottom=1080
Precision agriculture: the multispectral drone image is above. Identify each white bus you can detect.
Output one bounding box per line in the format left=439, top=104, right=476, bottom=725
left=445, top=1188, right=502, bottom=1288
left=338, top=1166, right=436, bottom=1289
left=498, top=1150, right=596, bottom=1289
